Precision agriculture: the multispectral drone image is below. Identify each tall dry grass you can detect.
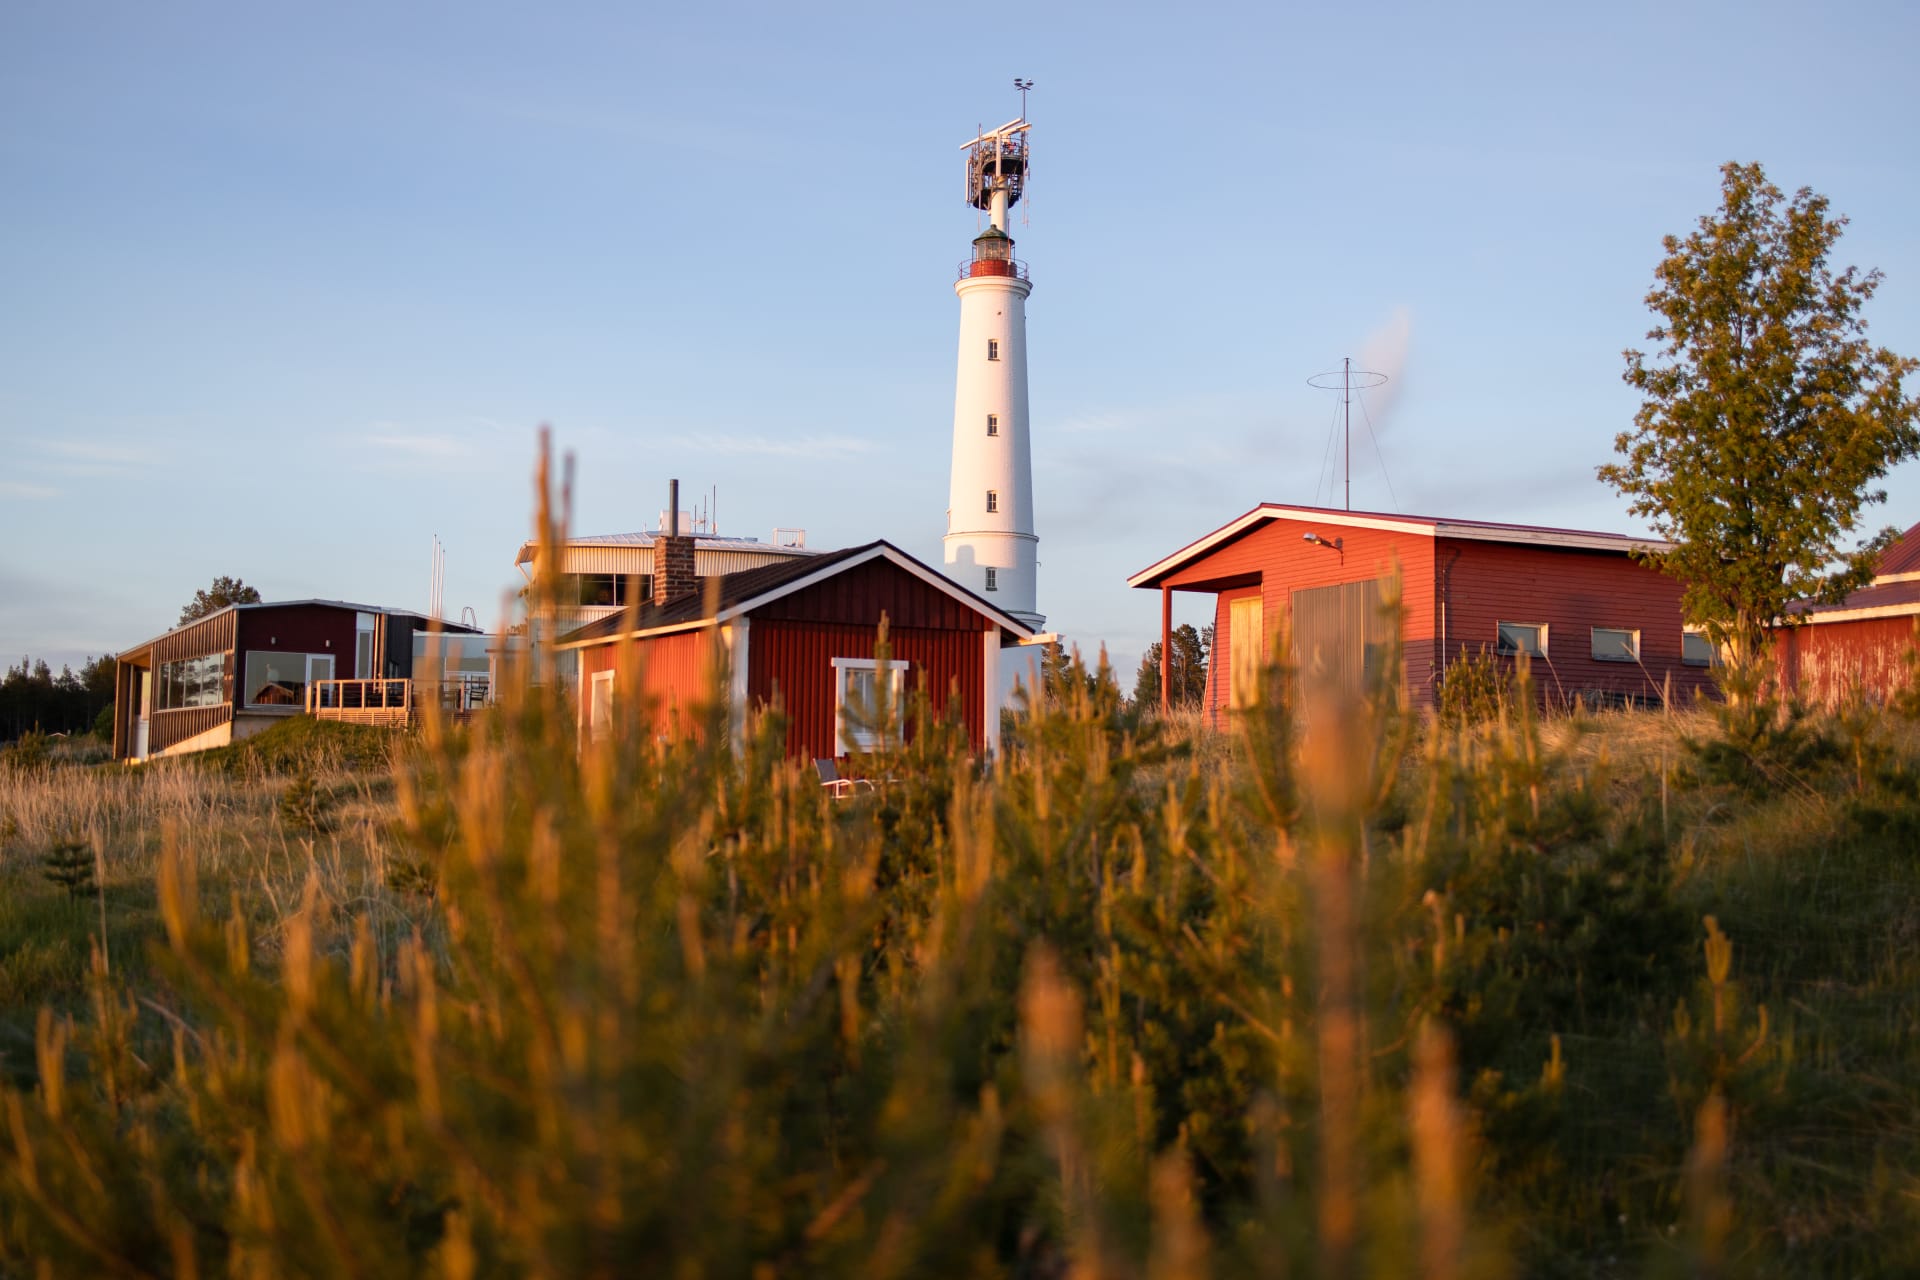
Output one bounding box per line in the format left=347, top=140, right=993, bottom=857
left=2, top=443, right=1918, bottom=1276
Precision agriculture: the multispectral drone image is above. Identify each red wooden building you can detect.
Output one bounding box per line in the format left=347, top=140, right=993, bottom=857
left=1129, top=504, right=1716, bottom=720
left=1774, top=521, right=1920, bottom=708
left=557, top=540, right=1036, bottom=758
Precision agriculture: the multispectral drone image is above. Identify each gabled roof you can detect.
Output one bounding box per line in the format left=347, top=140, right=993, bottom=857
left=1789, top=522, right=1920, bottom=623
left=555, top=541, right=1034, bottom=648
left=1127, top=503, right=1669, bottom=588
left=1875, top=522, right=1920, bottom=576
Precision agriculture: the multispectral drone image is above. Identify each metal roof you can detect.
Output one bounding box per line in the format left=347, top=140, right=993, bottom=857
left=1128, top=503, right=1670, bottom=588
left=118, top=599, right=477, bottom=659
left=555, top=541, right=1034, bottom=648
left=513, top=532, right=819, bottom=567
left=1877, top=522, right=1920, bottom=576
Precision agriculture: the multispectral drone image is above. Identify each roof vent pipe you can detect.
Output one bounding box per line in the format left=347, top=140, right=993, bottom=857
left=669, top=479, right=679, bottom=537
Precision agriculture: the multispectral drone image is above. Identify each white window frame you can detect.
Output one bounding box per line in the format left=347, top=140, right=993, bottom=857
left=1495, top=621, right=1547, bottom=658
left=1590, top=626, right=1640, bottom=663
left=984, top=567, right=998, bottom=591
left=986, top=413, right=998, bottom=436
left=588, top=669, right=615, bottom=743
left=986, top=489, right=999, bottom=513
left=832, top=656, right=907, bottom=753
left=986, top=338, right=1000, bottom=361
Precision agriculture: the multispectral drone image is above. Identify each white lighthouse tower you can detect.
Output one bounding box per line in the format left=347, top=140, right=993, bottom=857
left=945, top=113, right=1043, bottom=630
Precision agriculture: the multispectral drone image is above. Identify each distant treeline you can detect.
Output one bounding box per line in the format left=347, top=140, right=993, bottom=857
left=0, top=655, right=115, bottom=742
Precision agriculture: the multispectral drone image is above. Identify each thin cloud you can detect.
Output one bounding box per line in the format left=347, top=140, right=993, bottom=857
left=1355, top=305, right=1412, bottom=433
left=700, top=434, right=875, bottom=459
left=365, top=432, right=473, bottom=460
left=0, top=480, right=60, bottom=499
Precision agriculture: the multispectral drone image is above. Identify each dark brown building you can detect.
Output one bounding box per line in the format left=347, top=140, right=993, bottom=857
left=112, top=600, right=477, bottom=761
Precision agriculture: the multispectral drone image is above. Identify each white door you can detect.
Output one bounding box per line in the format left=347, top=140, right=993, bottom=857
left=589, top=670, right=615, bottom=741
left=135, top=669, right=152, bottom=759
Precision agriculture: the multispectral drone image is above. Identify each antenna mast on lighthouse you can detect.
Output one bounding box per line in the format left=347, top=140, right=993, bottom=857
left=945, top=86, right=1044, bottom=630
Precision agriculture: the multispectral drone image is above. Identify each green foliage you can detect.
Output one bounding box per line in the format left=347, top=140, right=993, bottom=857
left=1600, top=161, right=1920, bottom=677
left=277, top=768, right=335, bottom=833
left=0, top=655, right=115, bottom=743
left=1434, top=646, right=1515, bottom=726
left=0, top=729, right=49, bottom=772
left=195, top=714, right=398, bottom=778
left=39, top=832, right=96, bottom=899
left=91, top=703, right=113, bottom=740
left=178, top=574, right=262, bottom=625
left=1680, top=664, right=1839, bottom=795
left=3, top=477, right=1920, bottom=1273
left=1130, top=623, right=1211, bottom=710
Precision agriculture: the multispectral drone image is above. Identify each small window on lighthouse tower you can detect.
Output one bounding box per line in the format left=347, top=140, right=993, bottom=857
left=986, top=490, right=999, bottom=513
left=987, top=339, right=1000, bottom=361
left=986, top=414, right=998, bottom=436
left=985, top=568, right=998, bottom=591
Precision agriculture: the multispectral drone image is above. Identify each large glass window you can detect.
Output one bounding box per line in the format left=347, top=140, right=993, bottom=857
left=564, top=573, right=642, bottom=607
left=156, top=653, right=225, bottom=710
left=244, top=652, right=322, bottom=707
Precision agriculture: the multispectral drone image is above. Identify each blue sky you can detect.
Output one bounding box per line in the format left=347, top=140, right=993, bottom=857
left=4, top=0, right=1918, bottom=680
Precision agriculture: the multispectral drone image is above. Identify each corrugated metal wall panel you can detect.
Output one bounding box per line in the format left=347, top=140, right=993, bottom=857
left=537, top=546, right=808, bottom=577
left=748, top=620, right=983, bottom=759
left=1167, top=519, right=1438, bottom=721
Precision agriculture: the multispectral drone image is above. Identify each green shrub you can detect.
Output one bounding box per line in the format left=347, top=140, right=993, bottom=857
left=1435, top=646, right=1514, bottom=726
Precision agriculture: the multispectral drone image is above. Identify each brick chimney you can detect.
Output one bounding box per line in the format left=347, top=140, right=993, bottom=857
left=654, top=478, right=699, bottom=606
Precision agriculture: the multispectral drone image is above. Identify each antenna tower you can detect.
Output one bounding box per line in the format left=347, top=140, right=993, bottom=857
left=1308, top=359, right=1389, bottom=511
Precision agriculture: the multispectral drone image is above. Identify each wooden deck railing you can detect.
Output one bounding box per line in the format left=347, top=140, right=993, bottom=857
left=306, top=677, right=491, bottom=726
left=307, top=678, right=413, bottom=726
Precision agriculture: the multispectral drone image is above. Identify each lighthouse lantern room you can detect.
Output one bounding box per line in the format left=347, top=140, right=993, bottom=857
left=946, top=112, right=1043, bottom=630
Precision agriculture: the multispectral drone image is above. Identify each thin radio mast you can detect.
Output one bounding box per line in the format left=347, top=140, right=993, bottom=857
left=1309, top=359, right=1390, bottom=512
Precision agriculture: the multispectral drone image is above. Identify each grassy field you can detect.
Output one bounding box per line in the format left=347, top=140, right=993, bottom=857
left=1, top=664, right=1917, bottom=1277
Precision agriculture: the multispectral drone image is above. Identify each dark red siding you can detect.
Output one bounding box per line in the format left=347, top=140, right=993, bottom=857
left=578, top=629, right=717, bottom=739
left=1164, top=517, right=1713, bottom=723
left=1775, top=615, right=1920, bottom=709
left=747, top=620, right=984, bottom=760
left=234, top=606, right=361, bottom=683
left=754, top=557, right=996, bottom=632
left=1441, top=538, right=1711, bottom=708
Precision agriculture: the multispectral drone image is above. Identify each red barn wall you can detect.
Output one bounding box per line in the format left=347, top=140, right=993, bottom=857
left=578, top=629, right=717, bottom=740
left=747, top=620, right=984, bottom=760
left=1440, top=539, right=1710, bottom=708
left=1776, top=615, right=1920, bottom=709
left=1162, top=517, right=1438, bottom=721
